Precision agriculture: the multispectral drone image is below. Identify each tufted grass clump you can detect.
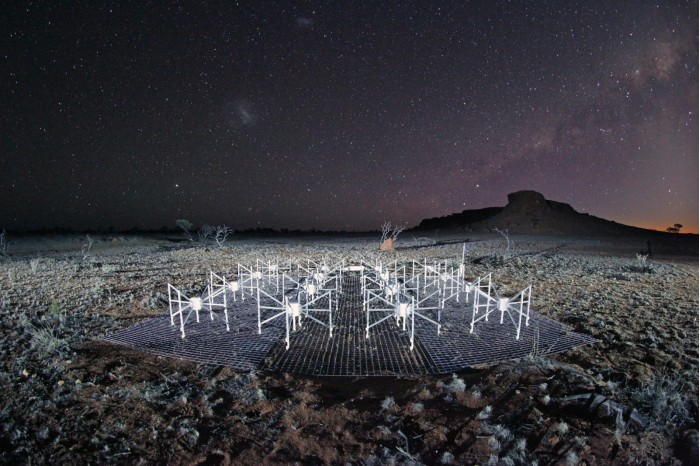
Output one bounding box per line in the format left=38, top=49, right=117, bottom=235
left=627, top=371, right=690, bottom=432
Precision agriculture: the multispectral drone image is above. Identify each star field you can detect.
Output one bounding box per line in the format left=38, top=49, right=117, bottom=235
left=2, top=1, right=697, bottom=232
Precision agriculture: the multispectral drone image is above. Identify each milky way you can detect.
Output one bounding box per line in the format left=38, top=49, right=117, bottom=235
left=2, top=1, right=697, bottom=232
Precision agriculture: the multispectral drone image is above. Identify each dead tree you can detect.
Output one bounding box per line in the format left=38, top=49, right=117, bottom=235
left=494, top=228, right=512, bottom=252
left=380, top=222, right=405, bottom=251
left=215, top=225, right=231, bottom=247
left=81, top=234, right=93, bottom=261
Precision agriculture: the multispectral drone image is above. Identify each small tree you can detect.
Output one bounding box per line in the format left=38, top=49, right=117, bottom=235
left=176, top=219, right=194, bottom=242
left=379, top=221, right=405, bottom=251
left=666, top=223, right=683, bottom=233
left=215, top=225, right=231, bottom=247
left=197, top=224, right=215, bottom=242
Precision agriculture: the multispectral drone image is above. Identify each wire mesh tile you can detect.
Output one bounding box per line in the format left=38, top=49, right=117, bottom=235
left=102, top=296, right=285, bottom=371
left=415, top=298, right=598, bottom=373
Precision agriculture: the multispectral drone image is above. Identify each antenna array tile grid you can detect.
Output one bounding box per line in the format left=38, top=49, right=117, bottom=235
left=103, top=274, right=597, bottom=376
left=263, top=277, right=439, bottom=376
left=102, top=299, right=285, bottom=371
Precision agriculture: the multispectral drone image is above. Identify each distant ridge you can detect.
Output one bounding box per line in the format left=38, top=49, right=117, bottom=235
left=415, top=190, right=670, bottom=236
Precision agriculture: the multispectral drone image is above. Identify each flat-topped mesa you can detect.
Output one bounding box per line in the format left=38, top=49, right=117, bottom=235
left=503, top=190, right=576, bottom=217
left=489, top=190, right=580, bottom=232
left=504, top=190, right=548, bottom=215
left=413, top=190, right=662, bottom=236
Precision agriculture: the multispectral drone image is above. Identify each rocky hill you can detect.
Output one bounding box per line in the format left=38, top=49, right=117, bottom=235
left=415, top=190, right=668, bottom=237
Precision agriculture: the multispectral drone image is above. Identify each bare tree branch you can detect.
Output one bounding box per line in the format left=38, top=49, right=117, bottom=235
left=380, top=221, right=392, bottom=244
left=215, top=225, right=231, bottom=247
left=81, top=234, right=93, bottom=261
left=494, top=228, right=511, bottom=251
left=391, top=224, right=405, bottom=241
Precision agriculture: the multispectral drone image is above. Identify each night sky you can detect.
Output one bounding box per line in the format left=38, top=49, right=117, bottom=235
left=2, top=1, right=697, bottom=233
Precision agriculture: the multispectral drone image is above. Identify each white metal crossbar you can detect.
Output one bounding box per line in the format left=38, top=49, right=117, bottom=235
left=411, top=288, right=442, bottom=335
left=498, top=285, right=532, bottom=340
left=439, top=267, right=464, bottom=308
left=207, top=271, right=230, bottom=331
left=255, top=282, right=295, bottom=349
left=469, top=273, right=532, bottom=340
left=470, top=273, right=497, bottom=333
left=364, top=287, right=400, bottom=338
left=167, top=283, right=203, bottom=339
left=300, top=284, right=334, bottom=337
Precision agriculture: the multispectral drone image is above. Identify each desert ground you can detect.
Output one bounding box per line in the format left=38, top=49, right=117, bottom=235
left=0, top=232, right=697, bottom=464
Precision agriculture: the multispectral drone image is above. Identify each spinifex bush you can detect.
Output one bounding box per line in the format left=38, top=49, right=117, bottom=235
left=28, top=322, right=68, bottom=359
left=627, top=371, right=690, bottom=432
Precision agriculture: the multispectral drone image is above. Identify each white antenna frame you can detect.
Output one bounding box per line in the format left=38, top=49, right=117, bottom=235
left=164, top=254, right=534, bottom=350
left=207, top=271, right=230, bottom=331
left=470, top=273, right=497, bottom=333
left=300, top=280, right=334, bottom=337
left=410, top=286, right=442, bottom=335
left=498, top=285, right=532, bottom=340
left=364, top=286, right=400, bottom=338
left=469, top=273, right=532, bottom=340
left=167, top=284, right=203, bottom=339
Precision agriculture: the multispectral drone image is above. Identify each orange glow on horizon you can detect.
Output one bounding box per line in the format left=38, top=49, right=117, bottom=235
left=634, top=223, right=699, bottom=234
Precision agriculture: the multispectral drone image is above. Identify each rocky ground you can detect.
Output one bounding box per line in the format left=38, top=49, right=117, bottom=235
left=0, top=233, right=697, bottom=464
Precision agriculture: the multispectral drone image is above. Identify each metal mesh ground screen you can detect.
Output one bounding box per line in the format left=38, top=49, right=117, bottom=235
left=103, top=275, right=597, bottom=376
